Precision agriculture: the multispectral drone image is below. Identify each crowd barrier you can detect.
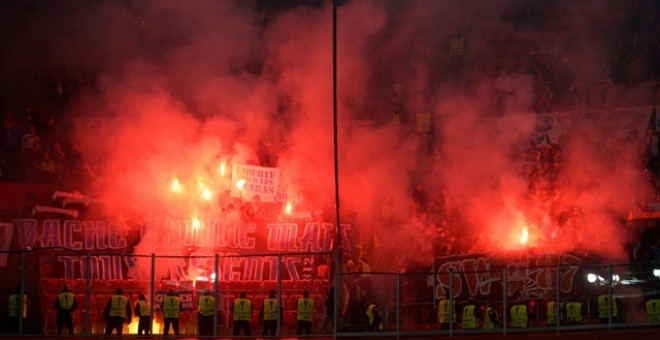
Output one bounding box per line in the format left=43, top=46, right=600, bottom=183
left=1, top=248, right=659, bottom=337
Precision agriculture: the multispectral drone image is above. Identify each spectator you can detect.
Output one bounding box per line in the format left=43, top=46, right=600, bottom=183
left=412, top=183, right=429, bottom=217
left=39, top=152, right=56, bottom=183
left=2, top=118, right=22, bottom=180
left=20, top=124, right=40, bottom=154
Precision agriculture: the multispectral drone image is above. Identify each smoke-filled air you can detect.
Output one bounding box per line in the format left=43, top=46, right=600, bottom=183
left=3, top=0, right=658, bottom=271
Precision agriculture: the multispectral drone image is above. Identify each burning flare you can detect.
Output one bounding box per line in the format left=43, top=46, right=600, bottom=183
left=520, top=226, right=529, bottom=245
left=285, top=201, right=293, bottom=215
left=170, top=178, right=182, bottom=193
left=235, top=178, right=246, bottom=190
left=219, top=161, right=227, bottom=176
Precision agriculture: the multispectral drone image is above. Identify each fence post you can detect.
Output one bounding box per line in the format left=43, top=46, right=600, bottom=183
left=395, top=273, right=401, bottom=338
left=150, top=253, right=156, bottom=334
left=555, top=263, right=560, bottom=333
left=84, top=252, right=91, bottom=335
left=449, top=269, right=454, bottom=337
left=19, top=250, right=26, bottom=336
left=503, top=269, right=507, bottom=336
left=213, top=253, right=219, bottom=337
left=607, top=263, right=613, bottom=330
left=277, top=254, right=283, bottom=337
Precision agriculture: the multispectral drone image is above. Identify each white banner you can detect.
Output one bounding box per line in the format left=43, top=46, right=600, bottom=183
left=0, top=222, right=13, bottom=267
left=230, top=164, right=280, bottom=202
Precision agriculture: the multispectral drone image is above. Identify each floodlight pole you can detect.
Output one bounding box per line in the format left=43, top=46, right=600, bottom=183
left=332, top=0, right=342, bottom=338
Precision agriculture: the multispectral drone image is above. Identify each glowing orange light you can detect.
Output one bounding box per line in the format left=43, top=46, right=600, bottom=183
left=520, top=226, right=529, bottom=245
left=128, top=318, right=161, bottom=334
left=219, top=161, right=227, bottom=176
left=285, top=201, right=292, bottom=215
left=236, top=178, right=246, bottom=190
left=170, top=178, right=182, bottom=193
left=201, top=188, right=213, bottom=201
left=192, top=216, right=201, bottom=230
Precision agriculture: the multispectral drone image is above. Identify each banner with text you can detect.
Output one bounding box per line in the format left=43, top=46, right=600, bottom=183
left=230, top=164, right=280, bottom=202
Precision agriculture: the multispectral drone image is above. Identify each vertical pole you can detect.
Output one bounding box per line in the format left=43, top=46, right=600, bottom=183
left=213, top=254, right=219, bottom=337
left=84, top=253, right=91, bottom=335
left=503, top=270, right=508, bottom=336
left=607, top=264, right=613, bottom=330
left=19, top=250, right=26, bottom=335
left=555, top=264, right=561, bottom=333
left=277, top=254, right=283, bottom=337
left=150, top=254, right=156, bottom=335
left=332, top=0, right=342, bottom=338
left=449, top=269, right=454, bottom=337
left=333, top=252, right=339, bottom=339
left=395, top=273, right=401, bottom=338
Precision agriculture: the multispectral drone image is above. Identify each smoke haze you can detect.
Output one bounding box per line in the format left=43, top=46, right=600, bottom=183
left=2, top=0, right=657, bottom=269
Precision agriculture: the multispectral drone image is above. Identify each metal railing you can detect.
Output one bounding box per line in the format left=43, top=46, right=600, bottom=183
left=1, top=248, right=660, bottom=337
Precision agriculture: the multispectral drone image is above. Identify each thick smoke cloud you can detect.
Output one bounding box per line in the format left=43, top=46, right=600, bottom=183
left=2, top=0, right=655, bottom=272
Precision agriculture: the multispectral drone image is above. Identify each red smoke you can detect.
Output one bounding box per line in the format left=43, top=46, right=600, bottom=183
left=7, top=0, right=656, bottom=270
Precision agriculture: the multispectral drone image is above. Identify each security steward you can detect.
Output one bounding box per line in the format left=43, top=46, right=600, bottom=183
left=461, top=299, right=478, bottom=330
left=134, top=294, right=151, bottom=335
left=296, top=291, right=314, bottom=335
left=103, top=288, right=132, bottom=335
left=510, top=301, right=529, bottom=328
left=597, top=293, right=619, bottom=323
left=162, top=290, right=182, bottom=336
left=8, top=286, right=28, bottom=334
left=437, top=293, right=456, bottom=329
left=546, top=300, right=564, bottom=326
left=645, top=296, right=660, bottom=322
left=482, top=302, right=501, bottom=329
left=565, top=299, right=584, bottom=325
left=197, top=290, right=215, bottom=336
left=55, top=284, right=77, bottom=335
left=233, top=291, right=252, bottom=336
left=259, top=290, right=282, bottom=336
left=366, top=303, right=383, bottom=331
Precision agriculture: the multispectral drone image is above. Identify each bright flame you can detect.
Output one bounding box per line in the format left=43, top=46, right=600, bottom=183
left=285, top=201, right=292, bottom=215
left=192, top=216, right=201, bottom=230
left=219, top=161, right=227, bottom=176
left=201, top=188, right=213, bottom=201
left=128, top=318, right=162, bottom=334
left=236, top=178, right=246, bottom=190
left=520, top=226, right=529, bottom=245
left=170, top=178, right=182, bottom=193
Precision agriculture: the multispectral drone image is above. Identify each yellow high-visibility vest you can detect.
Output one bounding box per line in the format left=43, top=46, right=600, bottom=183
left=263, top=298, right=279, bottom=321
left=461, top=305, right=477, bottom=329
left=109, top=295, right=128, bottom=318
left=163, top=296, right=181, bottom=318
left=8, top=294, right=27, bottom=318
left=438, top=299, right=456, bottom=324
left=58, top=292, right=75, bottom=310
left=565, top=302, right=583, bottom=323
left=598, top=295, right=618, bottom=318
left=547, top=301, right=564, bottom=325
left=482, top=307, right=496, bottom=329
left=198, top=295, right=215, bottom=316
left=366, top=304, right=383, bottom=330
left=137, top=300, right=150, bottom=316
left=297, top=298, right=314, bottom=321
left=646, top=299, right=660, bottom=322
left=233, top=298, right=252, bottom=321
left=510, top=304, right=528, bottom=328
